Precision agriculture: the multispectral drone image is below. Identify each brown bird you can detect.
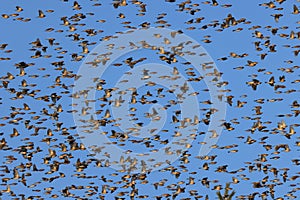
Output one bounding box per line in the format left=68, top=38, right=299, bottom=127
left=293, top=4, right=299, bottom=14
left=38, top=10, right=46, bottom=18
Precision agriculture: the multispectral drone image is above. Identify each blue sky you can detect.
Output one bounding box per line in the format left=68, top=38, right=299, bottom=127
left=0, top=0, right=300, bottom=199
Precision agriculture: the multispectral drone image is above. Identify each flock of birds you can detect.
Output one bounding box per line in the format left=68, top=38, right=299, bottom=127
left=0, top=0, right=300, bottom=199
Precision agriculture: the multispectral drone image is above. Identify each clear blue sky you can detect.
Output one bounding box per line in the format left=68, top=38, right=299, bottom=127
left=0, top=0, right=300, bottom=199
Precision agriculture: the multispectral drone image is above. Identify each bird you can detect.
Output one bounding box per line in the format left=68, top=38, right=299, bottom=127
left=38, top=10, right=46, bottom=18
left=293, top=4, right=299, bottom=14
